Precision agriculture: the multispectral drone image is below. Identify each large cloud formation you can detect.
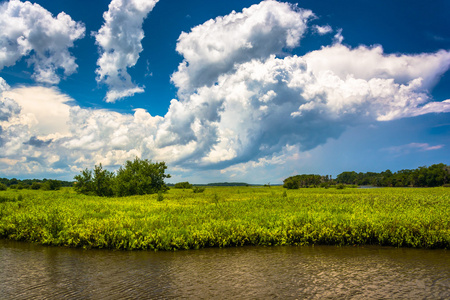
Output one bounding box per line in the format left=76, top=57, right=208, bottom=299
left=0, top=0, right=85, bottom=84
left=1, top=0, right=450, bottom=180
left=94, top=0, right=159, bottom=102
left=172, top=0, right=314, bottom=96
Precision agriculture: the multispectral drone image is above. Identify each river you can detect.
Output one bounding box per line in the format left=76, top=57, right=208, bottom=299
left=0, top=239, right=448, bottom=299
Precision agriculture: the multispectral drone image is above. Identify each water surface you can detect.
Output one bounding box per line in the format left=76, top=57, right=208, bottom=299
left=1, top=239, right=448, bottom=299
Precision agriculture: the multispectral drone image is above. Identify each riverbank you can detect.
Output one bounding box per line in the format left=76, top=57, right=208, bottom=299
left=0, top=187, right=448, bottom=250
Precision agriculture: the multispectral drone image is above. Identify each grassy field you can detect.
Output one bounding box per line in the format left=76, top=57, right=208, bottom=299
left=0, top=186, right=448, bottom=250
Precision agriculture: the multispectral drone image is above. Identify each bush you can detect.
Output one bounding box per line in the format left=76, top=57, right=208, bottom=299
left=157, top=192, right=164, bottom=202
left=9, top=183, right=28, bottom=190
left=30, top=182, right=42, bottom=190
left=115, top=158, right=170, bottom=196
left=283, top=174, right=326, bottom=189
left=0, top=183, right=7, bottom=191
left=192, top=186, right=205, bottom=193
left=74, top=169, right=94, bottom=195
left=93, top=164, right=115, bottom=197
left=74, top=164, right=114, bottom=196
left=283, top=178, right=299, bottom=189
left=174, top=181, right=193, bottom=189
left=74, top=158, right=170, bottom=197
left=320, top=182, right=330, bottom=188
left=41, top=180, right=61, bottom=191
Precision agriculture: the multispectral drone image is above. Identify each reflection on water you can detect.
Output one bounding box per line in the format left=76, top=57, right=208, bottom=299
left=1, top=239, right=449, bottom=299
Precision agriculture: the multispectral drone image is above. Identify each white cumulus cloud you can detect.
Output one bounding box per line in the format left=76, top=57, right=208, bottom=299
left=0, top=0, right=85, bottom=84
left=159, top=46, right=450, bottom=169
left=94, top=0, right=159, bottom=103
left=0, top=77, right=10, bottom=92
left=171, top=0, right=314, bottom=96
left=303, top=44, right=450, bottom=91
left=2, top=86, right=73, bottom=137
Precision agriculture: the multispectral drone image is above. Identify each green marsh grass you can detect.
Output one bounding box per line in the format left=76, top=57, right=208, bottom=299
left=0, top=187, right=448, bottom=250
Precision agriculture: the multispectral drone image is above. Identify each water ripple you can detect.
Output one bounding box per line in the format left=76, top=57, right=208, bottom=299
left=1, top=240, right=449, bottom=299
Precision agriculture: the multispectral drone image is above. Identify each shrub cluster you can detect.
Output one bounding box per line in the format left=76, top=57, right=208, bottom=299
left=74, top=158, right=170, bottom=197
left=173, top=182, right=206, bottom=193
left=192, top=186, right=205, bottom=193
left=173, top=181, right=193, bottom=189
left=6, top=180, right=62, bottom=191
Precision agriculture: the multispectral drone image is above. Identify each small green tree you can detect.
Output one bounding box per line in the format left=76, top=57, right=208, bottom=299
left=0, top=183, right=7, bottom=191
left=74, top=158, right=170, bottom=197
left=74, top=168, right=95, bottom=195
left=74, top=164, right=114, bottom=196
left=283, top=177, right=299, bottom=189
left=93, top=164, right=115, bottom=197
left=115, top=158, right=170, bottom=196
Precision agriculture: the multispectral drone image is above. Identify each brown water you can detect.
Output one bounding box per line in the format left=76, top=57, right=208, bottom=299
left=0, top=239, right=449, bottom=299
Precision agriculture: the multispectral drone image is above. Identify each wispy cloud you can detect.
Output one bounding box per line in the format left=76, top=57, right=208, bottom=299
left=426, top=32, right=450, bottom=42
left=382, top=143, right=444, bottom=156
left=313, top=24, right=332, bottom=35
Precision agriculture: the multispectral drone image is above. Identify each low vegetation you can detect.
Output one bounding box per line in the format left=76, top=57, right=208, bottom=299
left=0, top=186, right=448, bottom=250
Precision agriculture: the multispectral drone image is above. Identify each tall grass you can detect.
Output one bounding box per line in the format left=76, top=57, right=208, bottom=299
left=0, top=187, right=448, bottom=250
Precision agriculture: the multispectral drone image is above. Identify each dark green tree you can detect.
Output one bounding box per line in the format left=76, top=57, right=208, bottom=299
left=41, top=179, right=62, bottom=191
left=115, top=158, right=170, bottom=196
left=30, top=182, right=42, bottom=190
left=74, top=164, right=114, bottom=196
left=93, top=164, right=115, bottom=197
left=283, top=174, right=325, bottom=189
left=74, top=168, right=95, bottom=195
left=283, top=177, right=299, bottom=189
left=174, top=181, right=193, bottom=189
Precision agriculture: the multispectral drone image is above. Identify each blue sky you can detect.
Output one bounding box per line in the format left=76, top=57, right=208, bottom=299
left=0, top=0, right=449, bottom=183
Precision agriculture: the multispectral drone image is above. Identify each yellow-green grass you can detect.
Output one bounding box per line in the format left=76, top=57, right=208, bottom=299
left=0, top=187, right=448, bottom=250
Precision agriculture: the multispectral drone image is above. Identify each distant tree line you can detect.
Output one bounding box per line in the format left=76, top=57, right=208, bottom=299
left=0, top=178, right=72, bottom=191
left=284, top=163, right=450, bottom=189
left=283, top=174, right=333, bottom=189
left=336, top=163, right=450, bottom=187
left=73, top=158, right=170, bottom=197
left=206, top=182, right=250, bottom=187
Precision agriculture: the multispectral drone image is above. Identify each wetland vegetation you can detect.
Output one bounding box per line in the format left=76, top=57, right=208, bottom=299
left=0, top=186, right=448, bottom=250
